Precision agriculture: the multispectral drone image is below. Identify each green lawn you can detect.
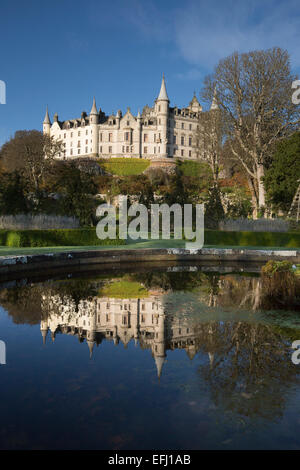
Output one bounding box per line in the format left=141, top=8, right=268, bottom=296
left=98, top=279, right=149, bottom=298
left=98, top=157, right=150, bottom=176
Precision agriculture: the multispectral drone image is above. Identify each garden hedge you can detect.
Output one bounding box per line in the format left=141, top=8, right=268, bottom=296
left=0, top=228, right=299, bottom=249
left=0, top=229, right=126, bottom=248
left=204, top=229, right=300, bottom=248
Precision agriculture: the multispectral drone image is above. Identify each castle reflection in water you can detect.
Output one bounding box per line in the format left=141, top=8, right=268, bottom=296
left=40, top=293, right=201, bottom=379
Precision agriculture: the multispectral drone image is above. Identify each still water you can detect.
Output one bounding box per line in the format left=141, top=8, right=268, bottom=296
left=0, top=265, right=300, bottom=450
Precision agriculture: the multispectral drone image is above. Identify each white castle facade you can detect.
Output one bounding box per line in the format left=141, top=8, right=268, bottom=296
left=43, top=75, right=218, bottom=160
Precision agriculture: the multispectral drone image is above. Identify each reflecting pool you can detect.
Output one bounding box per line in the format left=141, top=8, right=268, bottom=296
left=0, top=265, right=300, bottom=449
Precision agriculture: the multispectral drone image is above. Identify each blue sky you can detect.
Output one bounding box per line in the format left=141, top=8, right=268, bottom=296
left=0, top=0, right=299, bottom=147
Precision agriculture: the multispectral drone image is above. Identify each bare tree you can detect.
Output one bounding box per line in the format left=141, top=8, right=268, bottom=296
left=202, top=47, right=300, bottom=217
left=195, top=104, right=227, bottom=185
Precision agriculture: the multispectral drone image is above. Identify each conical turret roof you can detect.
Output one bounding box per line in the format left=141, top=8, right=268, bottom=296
left=43, top=105, right=51, bottom=124
left=90, top=96, right=98, bottom=115
left=157, top=74, right=169, bottom=101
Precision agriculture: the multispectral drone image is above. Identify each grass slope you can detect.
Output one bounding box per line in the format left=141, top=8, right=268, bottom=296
left=99, top=158, right=150, bottom=176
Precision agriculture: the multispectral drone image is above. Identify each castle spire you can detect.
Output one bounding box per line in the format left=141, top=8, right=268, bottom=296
left=157, top=73, right=169, bottom=101
left=90, top=96, right=98, bottom=115
left=154, top=356, right=165, bottom=380
left=210, top=87, right=219, bottom=111
left=87, top=340, right=95, bottom=359
left=43, top=105, right=51, bottom=124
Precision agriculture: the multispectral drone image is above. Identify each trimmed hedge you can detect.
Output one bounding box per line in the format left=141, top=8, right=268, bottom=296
left=0, top=229, right=126, bottom=248
left=0, top=228, right=299, bottom=249
left=205, top=229, right=300, bottom=248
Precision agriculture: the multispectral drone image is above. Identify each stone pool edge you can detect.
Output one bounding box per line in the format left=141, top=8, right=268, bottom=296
left=0, top=247, right=299, bottom=276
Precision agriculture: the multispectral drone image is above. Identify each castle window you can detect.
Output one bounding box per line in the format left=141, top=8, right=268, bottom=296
left=86, top=139, right=88, bottom=144
left=100, top=133, right=102, bottom=142
left=70, top=149, right=73, bottom=155
left=126, top=146, right=129, bottom=153
left=154, top=147, right=156, bottom=154
left=125, top=132, right=130, bottom=141
left=189, top=124, right=192, bottom=130
left=109, top=133, right=112, bottom=142
left=154, top=134, right=156, bottom=142
left=78, top=131, right=81, bottom=136
left=64, top=133, right=66, bottom=138
left=158, top=105, right=161, bottom=112
left=181, top=136, right=185, bottom=146
left=189, top=150, right=192, bottom=157
left=127, top=121, right=130, bottom=126
left=158, top=119, right=161, bottom=125
left=122, top=146, right=125, bottom=152
left=181, top=149, right=184, bottom=156
left=71, top=132, right=73, bottom=137
left=78, top=149, right=81, bottom=154
left=109, top=146, right=112, bottom=153
left=100, top=146, right=102, bottom=153
left=181, top=123, right=184, bottom=129
left=77, top=141, right=80, bottom=147
left=144, top=147, right=147, bottom=154
left=144, top=134, right=148, bottom=143
left=85, top=147, right=88, bottom=153
left=86, top=130, right=88, bottom=135
left=189, top=137, right=192, bottom=146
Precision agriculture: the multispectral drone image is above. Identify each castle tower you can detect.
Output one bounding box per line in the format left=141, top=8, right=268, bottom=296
left=43, top=106, right=51, bottom=136
left=156, top=74, right=169, bottom=158
left=152, top=312, right=166, bottom=380
left=40, top=320, right=49, bottom=345
left=137, top=110, right=142, bottom=158
left=116, top=109, right=121, bottom=130
left=89, top=97, right=99, bottom=157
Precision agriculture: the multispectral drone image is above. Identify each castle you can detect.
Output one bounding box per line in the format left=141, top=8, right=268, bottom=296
left=40, top=292, right=203, bottom=379
left=43, top=75, right=218, bottom=160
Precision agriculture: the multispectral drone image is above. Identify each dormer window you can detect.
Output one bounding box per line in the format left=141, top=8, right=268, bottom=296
left=127, top=120, right=130, bottom=126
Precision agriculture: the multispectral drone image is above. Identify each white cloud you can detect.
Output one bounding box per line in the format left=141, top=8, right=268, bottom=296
left=174, top=0, right=300, bottom=71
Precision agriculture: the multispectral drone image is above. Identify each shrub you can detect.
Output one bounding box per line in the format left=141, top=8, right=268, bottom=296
left=261, top=260, right=299, bottom=307
left=0, top=229, right=126, bottom=247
